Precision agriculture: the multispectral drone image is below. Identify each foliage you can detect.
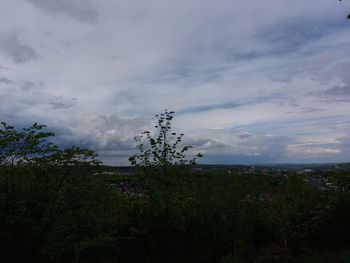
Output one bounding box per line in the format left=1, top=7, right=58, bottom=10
left=0, top=122, right=99, bottom=167
left=0, top=122, right=124, bottom=263
left=129, top=109, right=202, bottom=175
left=2, top=119, right=350, bottom=262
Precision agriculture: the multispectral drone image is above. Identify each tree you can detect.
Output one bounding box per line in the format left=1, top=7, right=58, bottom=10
left=127, top=111, right=203, bottom=262
left=0, top=121, right=99, bottom=167
left=0, top=122, right=121, bottom=263
left=129, top=109, right=202, bottom=177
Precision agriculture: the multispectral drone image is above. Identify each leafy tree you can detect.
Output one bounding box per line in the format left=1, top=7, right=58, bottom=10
left=263, top=175, right=325, bottom=262
left=129, top=109, right=202, bottom=177
left=0, top=122, right=125, bottom=263
left=0, top=122, right=56, bottom=166
left=0, top=121, right=99, bottom=167
left=126, top=111, right=203, bottom=262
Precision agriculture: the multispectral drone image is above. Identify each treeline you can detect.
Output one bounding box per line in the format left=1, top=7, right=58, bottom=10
left=1, top=114, right=350, bottom=262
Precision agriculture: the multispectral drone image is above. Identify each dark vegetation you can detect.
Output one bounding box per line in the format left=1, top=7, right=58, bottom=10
left=1, top=111, right=350, bottom=262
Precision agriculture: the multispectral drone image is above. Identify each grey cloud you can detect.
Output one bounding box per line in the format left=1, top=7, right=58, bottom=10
left=336, top=133, right=350, bottom=149
left=49, top=96, right=77, bottom=110
left=286, top=141, right=343, bottom=163
left=0, top=77, right=13, bottom=84
left=187, top=130, right=293, bottom=163
left=1, top=0, right=350, bottom=165
left=323, top=85, right=350, bottom=96
left=0, top=32, right=38, bottom=63
left=179, top=102, right=243, bottom=114
left=185, top=137, right=228, bottom=150
left=50, top=114, right=153, bottom=165
left=67, top=114, right=152, bottom=152
left=286, top=107, right=325, bottom=114
left=322, top=67, right=350, bottom=97
left=177, top=96, right=277, bottom=115
left=0, top=65, right=10, bottom=70
left=300, top=107, right=325, bottom=113
left=20, top=80, right=43, bottom=91
left=20, top=93, right=78, bottom=110
left=26, top=0, right=98, bottom=22
left=0, top=79, right=78, bottom=114
left=240, top=134, right=291, bottom=159
left=239, top=132, right=253, bottom=139
left=260, top=15, right=348, bottom=58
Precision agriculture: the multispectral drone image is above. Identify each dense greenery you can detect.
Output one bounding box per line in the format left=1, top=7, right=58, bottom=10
left=1, top=115, right=350, bottom=262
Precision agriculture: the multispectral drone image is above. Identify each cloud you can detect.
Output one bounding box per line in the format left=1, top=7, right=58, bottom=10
left=0, top=79, right=78, bottom=121
left=20, top=80, right=43, bottom=91
left=49, top=114, right=153, bottom=165
left=336, top=132, right=350, bottom=151
left=25, top=0, right=98, bottom=22
left=181, top=129, right=295, bottom=164
left=1, top=0, right=350, bottom=164
left=323, top=85, right=350, bottom=97
left=0, top=31, right=38, bottom=63
left=0, top=77, right=13, bottom=84
left=239, top=132, right=253, bottom=139
left=49, top=96, right=77, bottom=110
left=286, top=140, right=344, bottom=163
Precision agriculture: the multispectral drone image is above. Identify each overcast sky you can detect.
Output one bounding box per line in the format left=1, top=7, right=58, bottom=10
left=1, top=0, right=350, bottom=165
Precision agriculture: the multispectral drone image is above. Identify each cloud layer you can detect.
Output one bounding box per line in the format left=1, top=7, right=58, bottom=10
left=1, top=0, right=350, bottom=164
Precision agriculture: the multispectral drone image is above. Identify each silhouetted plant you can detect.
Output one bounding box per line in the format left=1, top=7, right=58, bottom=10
left=129, top=109, right=202, bottom=177
left=0, top=122, right=123, bottom=263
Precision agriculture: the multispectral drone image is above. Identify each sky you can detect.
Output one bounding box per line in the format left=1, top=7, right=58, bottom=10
left=1, top=0, right=350, bottom=165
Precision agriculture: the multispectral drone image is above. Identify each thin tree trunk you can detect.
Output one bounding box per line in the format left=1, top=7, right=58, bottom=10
left=74, top=245, right=81, bottom=263
left=283, top=234, right=288, bottom=263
